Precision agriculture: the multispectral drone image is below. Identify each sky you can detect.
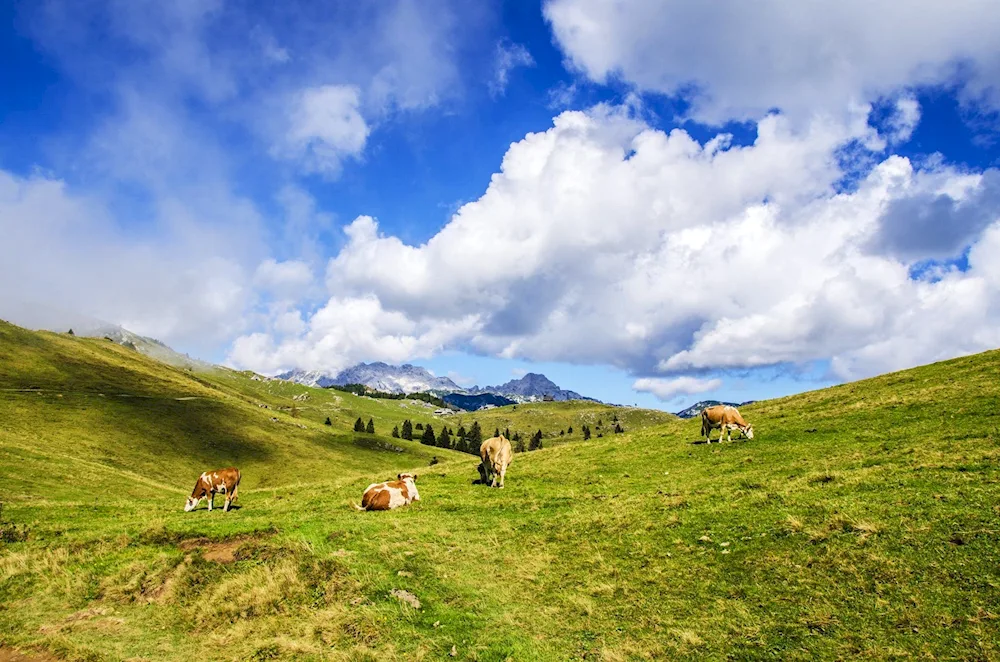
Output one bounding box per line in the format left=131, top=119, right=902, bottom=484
left=3, top=0, right=1000, bottom=411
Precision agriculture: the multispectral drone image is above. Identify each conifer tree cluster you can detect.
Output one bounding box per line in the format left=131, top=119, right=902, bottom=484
left=529, top=429, right=543, bottom=451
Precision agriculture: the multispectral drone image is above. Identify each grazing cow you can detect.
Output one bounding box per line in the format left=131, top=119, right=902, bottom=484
left=356, top=473, right=420, bottom=511
left=185, top=467, right=241, bottom=512
left=701, top=405, right=754, bottom=443
left=479, top=435, right=513, bottom=488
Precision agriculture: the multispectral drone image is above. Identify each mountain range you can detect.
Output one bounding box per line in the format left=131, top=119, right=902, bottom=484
left=277, top=363, right=593, bottom=404
left=278, top=362, right=461, bottom=394
left=674, top=399, right=756, bottom=419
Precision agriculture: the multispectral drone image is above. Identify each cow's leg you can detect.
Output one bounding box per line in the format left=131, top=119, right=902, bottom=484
left=207, top=491, right=214, bottom=511
left=498, top=465, right=506, bottom=489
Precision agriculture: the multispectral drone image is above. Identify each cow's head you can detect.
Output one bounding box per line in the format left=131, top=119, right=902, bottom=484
left=744, top=425, right=754, bottom=440
left=184, top=496, right=201, bottom=512
left=397, top=473, right=417, bottom=482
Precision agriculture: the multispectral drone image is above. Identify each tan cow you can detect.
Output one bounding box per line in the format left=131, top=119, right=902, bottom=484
left=185, top=467, right=241, bottom=512
left=701, top=405, right=754, bottom=443
left=356, top=473, right=420, bottom=511
left=479, top=435, right=513, bottom=488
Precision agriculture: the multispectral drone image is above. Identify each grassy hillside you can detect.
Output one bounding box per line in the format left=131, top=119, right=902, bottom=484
left=448, top=400, right=674, bottom=448
left=2, top=322, right=1000, bottom=660
left=0, top=321, right=463, bottom=500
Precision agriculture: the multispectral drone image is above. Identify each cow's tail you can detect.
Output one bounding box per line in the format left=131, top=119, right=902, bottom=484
left=700, top=411, right=708, bottom=438
left=232, top=470, right=241, bottom=502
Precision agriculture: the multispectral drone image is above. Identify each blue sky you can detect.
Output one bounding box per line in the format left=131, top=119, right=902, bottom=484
left=3, top=0, right=1000, bottom=411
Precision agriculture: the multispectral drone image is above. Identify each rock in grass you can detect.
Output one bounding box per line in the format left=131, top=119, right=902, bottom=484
left=390, top=589, right=421, bottom=609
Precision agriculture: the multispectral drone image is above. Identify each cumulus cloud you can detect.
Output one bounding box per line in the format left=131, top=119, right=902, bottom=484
left=227, top=295, right=480, bottom=375
left=543, top=0, right=1000, bottom=124
left=254, top=259, right=315, bottom=298
left=887, top=96, right=921, bottom=144
left=868, top=168, right=1000, bottom=262
left=0, top=170, right=258, bottom=350
left=632, top=376, right=722, bottom=402
left=277, top=85, right=370, bottom=177
left=490, top=40, right=535, bottom=97
left=232, top=103, right=1000, bottom=381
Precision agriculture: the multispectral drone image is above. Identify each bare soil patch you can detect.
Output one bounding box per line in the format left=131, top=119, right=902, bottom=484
left=0, top=647, right=62, bottom=662
left=178, top=537, right=244, bottom=563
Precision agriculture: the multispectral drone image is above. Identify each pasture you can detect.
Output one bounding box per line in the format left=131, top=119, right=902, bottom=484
left=1, top=321, right=1000, bottom=660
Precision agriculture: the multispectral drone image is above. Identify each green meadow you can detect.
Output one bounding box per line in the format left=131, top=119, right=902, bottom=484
left=2, top=320, right=1000, bottom=660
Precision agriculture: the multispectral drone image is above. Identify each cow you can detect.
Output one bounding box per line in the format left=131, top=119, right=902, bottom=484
left=701, top=405, right=754, bottom=443
left=184, top=467, right=241, bottom=512
left=479, top=434, right=513, bottom=488
left=355, top=473, right=420, bottom=511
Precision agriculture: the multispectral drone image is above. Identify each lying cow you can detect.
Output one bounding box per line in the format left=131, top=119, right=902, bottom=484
left=479, top=434, right=513, bottom=488
left=184, top=467, right=241, bottom=512
left=356, top=473, right=420, bottom=511
left=701, top=405, right=754, bottom=443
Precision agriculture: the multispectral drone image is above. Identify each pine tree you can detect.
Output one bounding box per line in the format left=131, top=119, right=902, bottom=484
left=597, top=419, right=603, bottom=427
left=583, top=425, right=591, bottom=440
left=366, top=418, right=375, bottom=434
left=514, top=435, right=526, bottom=453
left=560, top=429, right=565, bottom=436
left=324, top=417, right=332, bottom=426
left=392, top=425, right=400, bottom=438
left=67, top=329, right=74, bottom=336
left=568, top=426, right=573, bottom=434
left=354, top=417, right=364, bottom=432
left=614, top=423, right=624, bottom=434
left=421, top=424, right=436, bottom=446
left=416, top=423, right=424, bottom=431
left=494, top=427, right=500, bottom=438
left=504, top=427, right=511, bottom=439
left=468, top=421, right=483, bottom=451
left=456, top=425, right=467, bottom=440
left=529, top=429, right=543, bottom=451
left=401, top=419, right=413, bottom=440
left=438, top=427, right=452, bottom=449
left=613, top=413, right=619, bottom=422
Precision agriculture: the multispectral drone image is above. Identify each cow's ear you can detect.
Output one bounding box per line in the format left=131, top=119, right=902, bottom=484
left=397, top=473, right=402, bottom=481
left=412, top=474, right=418, bottom=481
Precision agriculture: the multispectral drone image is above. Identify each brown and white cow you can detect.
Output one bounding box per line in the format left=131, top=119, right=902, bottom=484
left=701, top=405, right=754, bottom=443
left=185, top=467, right=241, bottom=512
left=479, top=435, right=513, bottom=488
left=356, top=473, right=420, bottom=511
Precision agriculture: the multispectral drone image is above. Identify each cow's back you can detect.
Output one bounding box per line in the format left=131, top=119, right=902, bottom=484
left=702, top=405, right=727, bottom=425
left=361, top=479, right=413, bottom=511
left=481, top=435, right=512, bottom=469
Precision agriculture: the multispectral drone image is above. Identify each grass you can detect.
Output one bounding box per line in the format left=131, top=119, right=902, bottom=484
left=1, top=320, right=1000, bottom=660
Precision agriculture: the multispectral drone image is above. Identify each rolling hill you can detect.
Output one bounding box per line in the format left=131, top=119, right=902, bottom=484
left=2, top=321, right=1000, bottom=660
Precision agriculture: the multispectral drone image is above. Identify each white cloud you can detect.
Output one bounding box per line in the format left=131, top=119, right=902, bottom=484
left=543, top=0, right=1000, bottom=124
left=227, top=295, right=480, bottom=375
left=253, top=259, right=314, bottom=297
left=0, top=170, right=258, bottom=351
left=887, top=96, right=921, bottom=144
left=490, top=40, right=535, bottom=97
left=278, top=85, right=370, bottom=177
left=233, top=103, right=1000, bottom=382
left=632, top=376, right=722, bottom=402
